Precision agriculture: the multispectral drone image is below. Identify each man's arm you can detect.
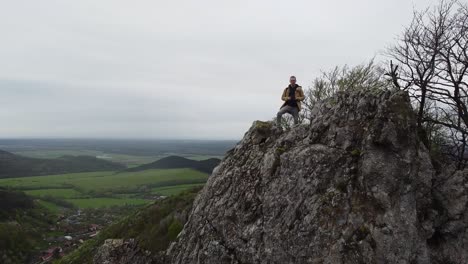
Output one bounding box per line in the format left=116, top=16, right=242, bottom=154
left=281, top=88, right=290, bottom=101
left=296, top=87, right=305, bottom=101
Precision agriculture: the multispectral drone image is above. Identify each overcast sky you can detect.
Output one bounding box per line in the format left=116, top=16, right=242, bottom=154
left=1, top=0, right=439, bottom=140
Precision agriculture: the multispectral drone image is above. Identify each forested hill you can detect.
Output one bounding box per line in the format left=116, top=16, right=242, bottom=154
left=0, top=188, right=56, bottom=263
left=123, top=155, right=221, bottom=174
left=0, top=149, right=125, bottom=178
left=0, top=188, right=35, bottom=220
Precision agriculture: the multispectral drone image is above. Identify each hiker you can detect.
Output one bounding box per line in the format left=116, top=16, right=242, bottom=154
left=276, top=76, right=305, bottom=126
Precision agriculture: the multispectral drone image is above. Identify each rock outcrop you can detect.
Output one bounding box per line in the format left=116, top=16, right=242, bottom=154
left=93, top=239, right=162, bottom=264
left=165, top=90, right=468, bottom=264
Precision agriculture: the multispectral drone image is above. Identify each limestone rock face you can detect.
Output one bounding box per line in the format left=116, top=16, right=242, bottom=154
left=166, top=91, right=468, bottom=264
left=430, top=169, right=468, bottom=263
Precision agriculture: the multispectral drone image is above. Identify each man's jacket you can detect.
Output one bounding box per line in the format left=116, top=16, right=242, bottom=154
left=281, top=85, right=305, bottom=110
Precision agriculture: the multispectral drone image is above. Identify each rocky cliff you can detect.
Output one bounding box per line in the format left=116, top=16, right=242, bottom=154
left=164, top=90, right=468, bottom=264
left=94, top=90, right=468, bottom=264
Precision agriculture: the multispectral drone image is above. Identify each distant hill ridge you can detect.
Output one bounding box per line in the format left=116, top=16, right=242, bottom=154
left=0, top=149, right=125, bottom=178
left=124, top=155, right=221, bottom=174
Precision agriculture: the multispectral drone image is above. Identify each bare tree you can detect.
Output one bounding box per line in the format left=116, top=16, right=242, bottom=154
left=386, top=0, right=468, bottom=167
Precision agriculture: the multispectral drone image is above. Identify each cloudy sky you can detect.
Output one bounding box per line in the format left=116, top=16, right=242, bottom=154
left=1, top=0, right=438, bottom=139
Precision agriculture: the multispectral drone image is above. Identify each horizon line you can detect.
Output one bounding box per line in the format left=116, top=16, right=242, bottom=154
left=0, top=137, right=240, bottom=141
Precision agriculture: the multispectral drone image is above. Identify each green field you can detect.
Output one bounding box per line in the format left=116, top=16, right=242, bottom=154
left=25, top=188, right=82, bottom=198
left=65, top=198, right=150, bottom=208
left=37, top=200, right=61, bottom=212
left=0, top=169, right=208, bottom=209
left=151, top=183, right=206, bottom=196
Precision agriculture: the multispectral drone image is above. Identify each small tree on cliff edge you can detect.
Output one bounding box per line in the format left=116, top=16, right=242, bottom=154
left=300, top=61, right=389, bottom=122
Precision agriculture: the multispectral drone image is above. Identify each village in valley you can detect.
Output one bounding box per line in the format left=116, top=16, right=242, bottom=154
left=36, top=205, right=139, bottom=263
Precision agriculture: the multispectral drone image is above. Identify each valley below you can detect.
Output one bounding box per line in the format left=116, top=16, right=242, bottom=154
left=0, top=139, right=233, bottom=264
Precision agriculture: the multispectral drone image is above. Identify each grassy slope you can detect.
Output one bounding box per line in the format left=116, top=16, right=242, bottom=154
left=57, top=187, right=201, bottom=264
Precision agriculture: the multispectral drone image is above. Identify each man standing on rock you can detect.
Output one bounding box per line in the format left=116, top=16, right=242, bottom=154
left=276, top=76, right=305, bottom=126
